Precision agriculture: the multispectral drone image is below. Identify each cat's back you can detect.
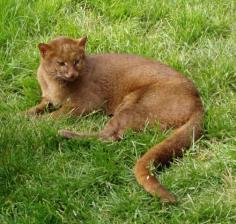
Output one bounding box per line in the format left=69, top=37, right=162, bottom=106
left=87, top=53, right=182, bottom=78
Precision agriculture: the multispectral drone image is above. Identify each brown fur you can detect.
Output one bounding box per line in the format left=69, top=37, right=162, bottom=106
left=26, top=36, right=204, bottom=203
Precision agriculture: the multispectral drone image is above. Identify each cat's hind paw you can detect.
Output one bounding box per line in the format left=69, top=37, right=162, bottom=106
left=58, top=130, right=80, bottom=139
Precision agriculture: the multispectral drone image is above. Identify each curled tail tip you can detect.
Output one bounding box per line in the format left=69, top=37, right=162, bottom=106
left=158, top=191, right=177, bottom=204
left=134, top=162, right=177, bottom=204
left=142, top=180, right=177, bottom=204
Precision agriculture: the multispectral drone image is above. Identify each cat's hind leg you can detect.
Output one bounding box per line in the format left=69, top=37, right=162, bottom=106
left=59, top=88, right=150, bottom=141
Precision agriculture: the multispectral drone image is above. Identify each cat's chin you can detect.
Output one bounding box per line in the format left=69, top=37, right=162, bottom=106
left=55, top=76, right=78, bottom=82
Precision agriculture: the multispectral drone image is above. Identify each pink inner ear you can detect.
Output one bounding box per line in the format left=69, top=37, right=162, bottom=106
left=38, top=43, right=50, bottom=56
left=78, top=36, right=87, bottom=48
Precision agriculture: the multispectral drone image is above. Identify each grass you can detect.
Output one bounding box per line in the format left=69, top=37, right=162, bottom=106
left=0, top=0, right=236, bottom=223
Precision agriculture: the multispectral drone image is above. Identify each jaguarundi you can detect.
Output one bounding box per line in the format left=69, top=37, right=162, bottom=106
left=26, top=36, right=204, bottom=203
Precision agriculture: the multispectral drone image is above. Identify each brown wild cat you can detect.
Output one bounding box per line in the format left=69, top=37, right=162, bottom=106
left=26, top=36, right=204, bottom=203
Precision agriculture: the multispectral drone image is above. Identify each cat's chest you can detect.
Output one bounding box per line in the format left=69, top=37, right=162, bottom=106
left=48, top=85, right=66, bottom=105
left=42, top=78, right=70, bottom=106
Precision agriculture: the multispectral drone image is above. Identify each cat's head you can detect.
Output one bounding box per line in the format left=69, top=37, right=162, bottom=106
left=38, top=36, right=87, bottom=81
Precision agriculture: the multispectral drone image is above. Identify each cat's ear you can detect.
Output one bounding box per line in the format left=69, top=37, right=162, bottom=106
left=38, top=43, right=51, bottom=57
left=77, top=36, right=87, bottom=48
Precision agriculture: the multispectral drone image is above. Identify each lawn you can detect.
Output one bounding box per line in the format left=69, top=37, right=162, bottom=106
left=0, top=0, right=236, bottom=223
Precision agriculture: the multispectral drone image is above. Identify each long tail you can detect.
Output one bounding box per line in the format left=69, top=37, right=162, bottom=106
left=134, top=108, right=204, bottom=203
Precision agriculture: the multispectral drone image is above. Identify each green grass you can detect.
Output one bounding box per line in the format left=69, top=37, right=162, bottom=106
left=0, top=0, right=236, bottom=223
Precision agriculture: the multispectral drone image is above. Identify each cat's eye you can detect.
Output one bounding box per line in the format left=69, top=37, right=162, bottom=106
left=74, top=59, right=80, bottom=65
left=57, top=61, right=66, bottom=66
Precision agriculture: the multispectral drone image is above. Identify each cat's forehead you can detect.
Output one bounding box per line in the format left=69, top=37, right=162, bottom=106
left=46, top=37, right=83, bottom=60
left=50, top=37, right=79, bottom=52
left=49, top=36, right=77, bottom=45
left=59, top=43, right=78, bottom=54
left=53, top=43, right=80, bottom=59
